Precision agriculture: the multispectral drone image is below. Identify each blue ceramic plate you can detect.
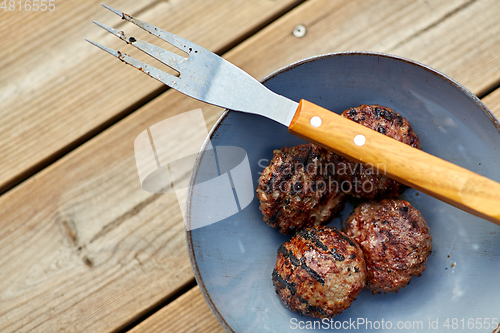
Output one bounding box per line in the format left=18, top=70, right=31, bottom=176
left=187, top=52, right=500, bottom=333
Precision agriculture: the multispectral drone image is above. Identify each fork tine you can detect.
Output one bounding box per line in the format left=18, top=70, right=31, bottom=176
left=101, top=4, right=200, bottom=54
left=101, top=3, right=122, bottom=17
left=85, top=39, right=180, bottom=87
left=93, top=21, right=185, bottom=73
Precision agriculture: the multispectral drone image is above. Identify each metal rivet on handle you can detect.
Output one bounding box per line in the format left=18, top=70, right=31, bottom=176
left=293, top=25, right=306, bottom=38
left=354, top=134, right=366, bottom=146
left=310, top=116, right=322, bottom=127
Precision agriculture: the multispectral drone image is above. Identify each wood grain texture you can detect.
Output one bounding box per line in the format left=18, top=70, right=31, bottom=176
left=0, top=1, right=301, bottom=332
left=1, top=0, right=500, bottom=332
left=0, top=0, right=301, bottom=192
left=229, top=0, right=500, bottom=97
left=0, top=93, right=217, bottom=332
left=129, top=286, right=225, bottom=333
left=290, top=100, right=500, bottom=224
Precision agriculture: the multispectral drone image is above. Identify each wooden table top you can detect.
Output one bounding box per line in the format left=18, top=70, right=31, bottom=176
left=1, top=0, right=499, bottom=332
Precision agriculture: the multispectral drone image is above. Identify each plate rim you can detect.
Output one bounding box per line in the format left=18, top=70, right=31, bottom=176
left=185, top=51, right=500, bottom=333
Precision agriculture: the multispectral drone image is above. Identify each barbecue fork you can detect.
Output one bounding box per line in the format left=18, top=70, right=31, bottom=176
left=87, top=4, right=500, bottom=225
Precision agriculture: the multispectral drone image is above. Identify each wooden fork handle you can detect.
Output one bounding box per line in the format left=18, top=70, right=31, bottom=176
left=288, top=99, right=500, bottom=225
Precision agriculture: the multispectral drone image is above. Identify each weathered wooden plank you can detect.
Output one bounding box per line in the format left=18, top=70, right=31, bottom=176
left=229, top=0, right=500, bottom=97
left=1, top=0, right=499, bottom=332
left=0, top=0, right=302, bottom=332
left=0, top=93, right=214, bottom=332
left=483, top=88, right=500, bottom=120
left=0, top=0, right=301, bottom=193
left=129, top=286, right=225, bottom=333
left=386, top=0, right=500, bottom=97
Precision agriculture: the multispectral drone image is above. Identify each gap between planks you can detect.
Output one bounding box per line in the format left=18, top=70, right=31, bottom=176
left=112, top=278, right=198, bottom=333
left=128, top=285, right=225, bottom=333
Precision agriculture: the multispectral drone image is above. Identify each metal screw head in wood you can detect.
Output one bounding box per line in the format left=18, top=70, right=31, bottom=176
left=293, top=24, right=306, bottom=38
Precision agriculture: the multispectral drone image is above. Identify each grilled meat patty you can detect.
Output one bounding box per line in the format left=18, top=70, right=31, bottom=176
left=328, top=105, right=420, bottom=199
left=345, top=199, right=432, bottom=294
left=272, top=226, right=367, bottom=318
left=257, top=143, right=346, bottom=235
